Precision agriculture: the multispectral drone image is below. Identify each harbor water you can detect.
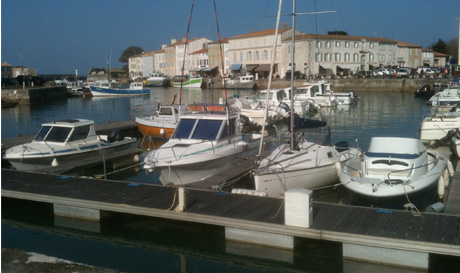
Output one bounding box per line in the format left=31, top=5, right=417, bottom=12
left=2, top=87, right=459, bottom=272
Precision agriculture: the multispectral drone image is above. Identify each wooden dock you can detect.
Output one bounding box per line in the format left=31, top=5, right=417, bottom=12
left=2, top=168, right=459, bottom=270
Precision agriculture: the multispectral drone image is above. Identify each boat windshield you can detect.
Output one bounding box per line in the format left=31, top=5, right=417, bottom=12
left=191, top=119, right=222, bottom=140
left=365, top=152, right=421, bottom=159
left=173, top=119, right=196, bottom=139
left=35, top=126, right=72, bottom=142
left=68, top=126, right=90, bottom=141
left=159, top=107, right=173, bottom=115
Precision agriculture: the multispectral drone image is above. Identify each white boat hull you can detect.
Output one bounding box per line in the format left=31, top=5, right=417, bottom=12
left=420, top=116, right=460, bottom=143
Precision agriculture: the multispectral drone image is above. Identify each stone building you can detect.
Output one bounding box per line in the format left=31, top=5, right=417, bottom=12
left=1, top=62, right=13, bottom=78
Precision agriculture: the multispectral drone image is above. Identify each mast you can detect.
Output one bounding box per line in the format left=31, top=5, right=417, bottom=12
left=289, top=0, right=296, bottom=150
left=179, top=0, right=196, bottom=107
left=259, top=0, right=283, bottom=156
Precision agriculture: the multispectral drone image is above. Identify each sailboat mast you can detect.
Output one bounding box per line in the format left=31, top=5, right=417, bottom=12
left=179, top=0, right=196, bottom=106
left=259, top=0, right=283, bottom=156
left=290, top=0, right=296, bottom=150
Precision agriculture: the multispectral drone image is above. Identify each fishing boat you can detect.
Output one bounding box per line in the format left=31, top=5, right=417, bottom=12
left=428, top=87, right=460, bottom=106
left=339, top=137, right=452, bottom=208
left=145, top=72, right=167, bottom=87
left=173, top=75, right=203, bottom=88
left=227, top=75, right=256, bottom=90
left=143, top=104, right=270, bottom=186
left=252, top=125, right=358, bottom=198
left=89, top=82, right=150, bottom=96
left=135, top=104, right=189, bottom=138
left=3, top=119, right=137, bottom=172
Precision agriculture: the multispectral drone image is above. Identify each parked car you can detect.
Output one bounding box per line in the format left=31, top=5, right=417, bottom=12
left=371, top=69, right=390, bottom=77
left=396, top=68, right=411, bottom=77
left=285, top=70, right=306, bottom=80
left=417, top=68, right=435, bottom=75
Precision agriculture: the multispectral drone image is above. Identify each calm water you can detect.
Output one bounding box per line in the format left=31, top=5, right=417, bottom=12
left=3, top=88, right=458, bottom=272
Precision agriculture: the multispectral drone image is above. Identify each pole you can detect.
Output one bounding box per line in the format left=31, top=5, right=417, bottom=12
left=290, top=0, right=296, bottom=150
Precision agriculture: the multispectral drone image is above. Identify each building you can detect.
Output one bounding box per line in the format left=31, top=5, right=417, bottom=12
left=207, top=39, right=229, bottom=76
left=189, top=48, right=209, bottom=72
left=171, top=37, right=212, bottom=76
left=227, top=26, right=296, bottom=79
left=154, top=47, right=167, bottom=75
left=434, top=52, right=450, bottom=67
left=396, top=41, right=423, bottom=68
left=128, top=54, right=143, bottom=79
left=141, top=51, right=155, bottom=78
left=421, top=49, right=434, bottom=67
left=12, top=65, right=37, bottom=77
left=1, top=62, right=13, bottom=78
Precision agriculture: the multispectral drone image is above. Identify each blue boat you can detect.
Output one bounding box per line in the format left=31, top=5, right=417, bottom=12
left=89, top=82, right=150, bottom=96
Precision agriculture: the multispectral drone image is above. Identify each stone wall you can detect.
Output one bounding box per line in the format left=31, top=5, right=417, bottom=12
left=1, top=86, right=67, bottom=104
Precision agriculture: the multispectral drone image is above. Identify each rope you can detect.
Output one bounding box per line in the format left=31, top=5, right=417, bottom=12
left=270, top=199, right=285, bottom=219
left=167, top=189, right=179, bottom=211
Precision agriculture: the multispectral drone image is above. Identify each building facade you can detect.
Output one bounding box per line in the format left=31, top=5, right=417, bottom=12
left=1, top=62, right=13, bottom=78
left=128, top=54, right=143, bottom=79
left=208, top=39, right=229, bottom=76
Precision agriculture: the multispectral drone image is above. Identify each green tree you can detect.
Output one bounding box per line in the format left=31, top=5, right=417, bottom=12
left=119, top=46, right=144, bottom=64
left=431, top=39, right=450, bottom=55
left=327, top=30, right=348, bottom=36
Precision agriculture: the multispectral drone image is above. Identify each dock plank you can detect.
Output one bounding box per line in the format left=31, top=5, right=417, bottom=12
left=444, top=216, right=459, bottom=245
left=368, top=212, right=392, bottom=237
left=418, top=214, right=438, bottom=242
left=430, top=216, right=448, bottom=243
left=344, top=208, right=374, bottom=234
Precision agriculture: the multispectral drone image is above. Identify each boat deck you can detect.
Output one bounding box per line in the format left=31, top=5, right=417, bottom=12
left=2, top=169, right=459, bottom=257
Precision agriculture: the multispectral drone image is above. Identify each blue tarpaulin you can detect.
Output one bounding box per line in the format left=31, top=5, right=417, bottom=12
left=230, top=64, right=242, bottom=71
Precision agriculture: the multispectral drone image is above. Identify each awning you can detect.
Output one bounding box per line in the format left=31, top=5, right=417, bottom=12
left=255, top=64, right=272, bottom=72
left=337, top=64, right=356, bottom=70
left=201, top=66, right=217, bottom=72
left=320, top=64, right=332, bottom=70
left=230, top=64, right=242, bottom=71
left=245, top=64, right=259, bottom=71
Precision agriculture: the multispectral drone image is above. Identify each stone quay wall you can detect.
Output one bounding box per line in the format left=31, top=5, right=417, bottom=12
left=1, top=86, right=68, bottom=104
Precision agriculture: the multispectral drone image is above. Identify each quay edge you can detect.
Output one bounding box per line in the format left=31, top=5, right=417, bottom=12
left=1, top=86, right=68, bottom=104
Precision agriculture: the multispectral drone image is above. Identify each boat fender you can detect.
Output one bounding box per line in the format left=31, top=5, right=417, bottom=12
left=160, top=128, right=165, bottom=135
left=133, top=154, right=140, bottom=163
left=335, top=161, right=342, bottom=177
left=443, top=169, right=450, bottom=187
left=51, top=158, right=59, bottom=167
left=447, top=159, right=454, bottom=177
left=438, top=176, right=445, bottom=199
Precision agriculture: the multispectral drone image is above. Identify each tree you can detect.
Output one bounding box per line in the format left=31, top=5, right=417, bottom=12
left=119, top=46, right=144, bottom=64
left=431, top=39, right=449, bottom=55
left=327, top=30, right=348, bottom=36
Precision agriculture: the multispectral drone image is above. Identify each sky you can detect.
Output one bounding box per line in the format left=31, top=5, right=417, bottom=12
left=2, top=0, right=460, bottom=75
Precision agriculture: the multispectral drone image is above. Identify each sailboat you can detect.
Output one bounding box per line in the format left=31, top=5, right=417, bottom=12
left=252, top=1, right=356, bottom=198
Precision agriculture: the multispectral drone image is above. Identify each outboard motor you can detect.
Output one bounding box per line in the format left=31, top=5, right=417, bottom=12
left=334, top=141, right=349, bottom=152
left=107, top=130, right=124, bottom=143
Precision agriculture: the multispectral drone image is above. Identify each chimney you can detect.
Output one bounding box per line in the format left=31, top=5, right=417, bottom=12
left=171, top=39, right=177, bottom=44
left=283, top=22, right=287, bottom=29
left=162, top=44, right=167, bottom=49
left=182, top=36, right=186, bottom=42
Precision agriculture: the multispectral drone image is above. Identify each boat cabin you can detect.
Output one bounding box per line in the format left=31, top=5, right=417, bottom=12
left=130, top=82, right=144, bottom=90
left=239, top=75, right=254, bottom=83
left=33, top=119, right=97, bottom=144
left=172, top=113, right=238, bottom=141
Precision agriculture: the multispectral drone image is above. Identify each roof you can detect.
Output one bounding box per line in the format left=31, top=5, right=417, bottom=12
left=396, top=41, right=422, bottom=48
left=230, top=27, right=291, bottom=39
left=2, top=62, right=12, bottom=67
left=434, top=52, right=450, bottom=57
left=287, top=33, right=398, bottom=44
left=209, top=38, right=229, bottom=44
left=190, top=49, right=208, bottom=55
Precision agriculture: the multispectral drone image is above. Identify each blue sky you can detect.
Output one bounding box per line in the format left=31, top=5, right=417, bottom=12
left=2, top=0, right=459, bottom=75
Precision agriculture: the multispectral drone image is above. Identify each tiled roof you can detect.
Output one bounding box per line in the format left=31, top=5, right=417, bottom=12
left=2, top=62, right=12, bottom=67
left=287, top=33, right=398, bottom=44
left=190, top=49, right=208, bottom=54
left=209, top=38, right=229, bottom=44
left=230, top=27, right=292, bottom=39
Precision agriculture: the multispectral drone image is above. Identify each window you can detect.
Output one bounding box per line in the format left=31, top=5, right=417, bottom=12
left=254, top=51, right=259, bottom=61
left=263, top=50, right=268, bottom=60
left=370, top=42, right=374, bottom=49
left=335, top=41, right=340, bottom=48
left=247, top=51, right=252, bottom=61
left=45, top=127, right=72, bottom=142
left=240, top=52, right=243, bottom=62
left=335, top=53, right=341, bottom=62
left=191, top=119, right=222, bottom=140
left=354, top=42, right=359, bottom=48
left=34, top=126, right=51, bottom=141
left=316, top=41, right=322, bottom=48
left=345, top=41, right=350, bottom=48
left=325, top=41, right=331, bottom=48
left=315, top=53, right=322, bottom=62
left=173, top=119, right=196, bottom=139
left=69, top=126, right=90, bottom=141
left=345, top=53, right=350, bottom=62
left=325, top=53, right=331, bottom=62
left=370, top=53, right=374, bottom=62
left=220, top=118, right=236, bottom=138
left=353, top=53, right=359, bottom=62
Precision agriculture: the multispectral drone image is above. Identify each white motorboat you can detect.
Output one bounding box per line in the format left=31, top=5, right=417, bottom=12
left=255, top=88, right=309, bottom=116
left=253, top=126, right=358, bottom=198
left=145, top=72, right=167, bottom=87
left=420, top=116, right=460, bottom=144
left=229, top=96, right=289, bottom=126
left=318, top=81, right=358, bottom=105
left=339, top=137, right=452, bottom=208
left=428, top=87, right=460, bottom=106
left=143, top=104, right=271, bottom=186
left=3, top=119, right=137, bottom=172
left=89, top=82, right=150, bottom=96
left=227, top=75, right=256, bottom=90
left=295, top=81, right=340, bottom=107
left=173, top=75, right=203, bottom=88
left=135, top=104, right=189, bottom=138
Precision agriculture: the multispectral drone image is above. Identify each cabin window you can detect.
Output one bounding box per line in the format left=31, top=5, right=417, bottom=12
left=34, top=126, right=52, bottom=141
left=68, top=126, right=90, bottom=141
left=45, top=127, right=72, bottom=142
left=191, top=119, right=222, bottom=140
left=366, top=152, right=420, bottom=159
left=173, top=119, right=196, bottom=139
left=159, top=107, right=173, bottom=115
